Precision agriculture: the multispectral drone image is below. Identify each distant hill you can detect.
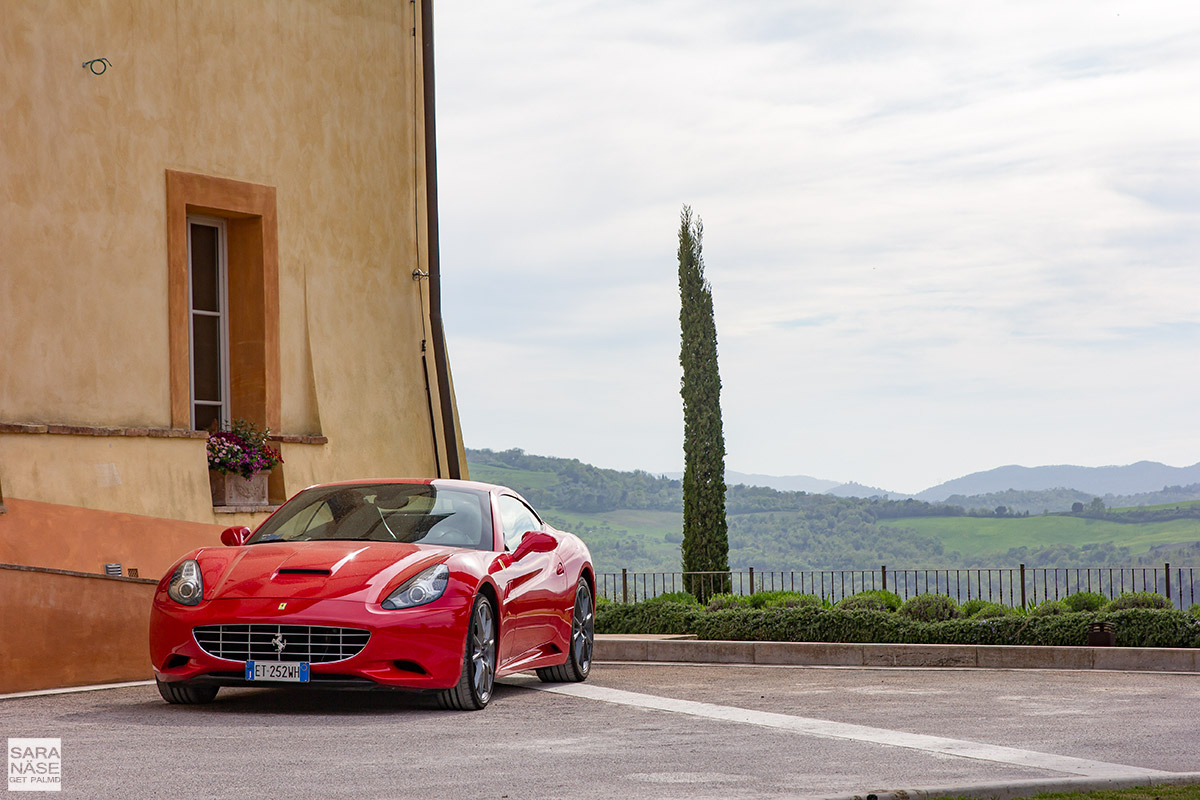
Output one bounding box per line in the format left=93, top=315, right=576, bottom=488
left=828, top=481, right=900, bottom=499
left=915, top=461, right=1200, bottom=502
left=466, top=447, right=1200, bottom=573
left=663, top=470, right=841, bottom=494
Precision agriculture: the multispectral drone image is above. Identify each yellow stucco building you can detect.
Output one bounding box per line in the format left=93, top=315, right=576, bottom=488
left=0, top=1, right=467, bottom=691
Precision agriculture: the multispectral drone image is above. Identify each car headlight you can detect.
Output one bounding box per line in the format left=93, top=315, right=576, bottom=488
left=167, top=559, right=204, bottom=606
left=382, top=563, right=449, bottom=610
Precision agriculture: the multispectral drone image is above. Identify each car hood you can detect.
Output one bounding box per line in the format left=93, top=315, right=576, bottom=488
left=197, top=540, right=449, bottom=602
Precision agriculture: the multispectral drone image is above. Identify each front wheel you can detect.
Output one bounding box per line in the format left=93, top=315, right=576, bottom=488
left=438, top=593, right=496, bottom=710
left=537, top=581, right=593, bottom=683
left=156, top=678, right=218, bottom=705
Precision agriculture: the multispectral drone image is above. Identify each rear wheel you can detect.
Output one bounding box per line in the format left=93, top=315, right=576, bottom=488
left=438, top=593, right=496, bottom=710
left=155, top=678, right=218, bottom=705
left=536, top=581, right=593, bottom=683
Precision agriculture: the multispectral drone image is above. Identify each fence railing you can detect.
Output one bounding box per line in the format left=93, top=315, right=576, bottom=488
left=597, top=564, right=1199, bottom=610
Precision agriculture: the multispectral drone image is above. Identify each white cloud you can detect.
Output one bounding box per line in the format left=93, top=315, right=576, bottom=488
left=436, top=0, right=1200, bottom=491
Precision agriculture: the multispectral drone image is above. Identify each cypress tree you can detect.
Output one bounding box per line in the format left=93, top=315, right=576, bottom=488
left=677, top=206, right=730, bottom=599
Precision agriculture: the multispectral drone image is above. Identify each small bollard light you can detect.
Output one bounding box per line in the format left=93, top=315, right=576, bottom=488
left=1087, top=621, right=1115, bottom=647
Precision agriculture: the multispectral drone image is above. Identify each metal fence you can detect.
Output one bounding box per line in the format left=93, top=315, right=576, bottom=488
left=597, top=564, right=1199, bottom=610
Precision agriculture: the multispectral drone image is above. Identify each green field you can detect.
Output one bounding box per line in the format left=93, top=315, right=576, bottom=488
left=539, top=508, right=683, bottom=573
left=466, top=461, right=562, bottom=491
left=879, top=515, right=1200, bottom=559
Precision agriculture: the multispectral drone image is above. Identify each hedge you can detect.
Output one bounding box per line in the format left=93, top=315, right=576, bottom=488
left=594, top=601, right=1200, bottom=648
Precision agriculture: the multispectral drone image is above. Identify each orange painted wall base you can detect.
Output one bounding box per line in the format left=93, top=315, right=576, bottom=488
left=0, top=566, right=157, bottom=694
left=0, top=497, right=224, bottom=581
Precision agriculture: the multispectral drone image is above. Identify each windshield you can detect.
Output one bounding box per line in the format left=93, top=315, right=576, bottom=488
left=247, top=483, right=493, bottom=550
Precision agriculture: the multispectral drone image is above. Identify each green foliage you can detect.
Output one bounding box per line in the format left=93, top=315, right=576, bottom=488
left=838, top=590, right=903, bottom=612
left=748, top=590, right=826, bottom=609
left=1061, top=591, right=1108, bottom=612
left=899, top=593, right=960, bottom=622
left=677, top=206, right=729, bottom=599
left=1030, top=599, right=1068, bottom=617
left=960, top=599, right=1014, bottom=619
left=594, top=600, right=703, bottom=635
left=1102, top=608, right=1200, bottom=648
left=1107, top=591, right=1172, bottom=611
left=595, top=598, right=1200, bottom=647
left=646, top=591, right=700, bottom=606
left=703, top=591, right=824, bottom=611
left=1189, top=603, right=1200, bottom=620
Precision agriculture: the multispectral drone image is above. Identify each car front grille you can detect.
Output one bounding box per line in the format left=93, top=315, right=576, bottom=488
left=193, top=624, right=370, bottom=664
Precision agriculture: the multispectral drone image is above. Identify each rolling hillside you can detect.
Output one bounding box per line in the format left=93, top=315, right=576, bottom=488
left=468, top=448, right=1200, bottom=573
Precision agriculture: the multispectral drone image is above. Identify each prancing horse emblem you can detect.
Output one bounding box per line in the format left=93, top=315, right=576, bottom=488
left=272, top=634, right=286, bottom=655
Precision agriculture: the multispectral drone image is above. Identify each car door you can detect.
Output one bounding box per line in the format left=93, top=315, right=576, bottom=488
left=495, top=495, right=565, bottom=667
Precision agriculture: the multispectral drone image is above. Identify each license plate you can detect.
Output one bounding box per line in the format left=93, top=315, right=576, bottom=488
left=245, top=661, right=310, bottom=682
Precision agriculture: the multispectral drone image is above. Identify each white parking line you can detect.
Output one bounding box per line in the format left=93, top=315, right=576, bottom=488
left=530, top=682, right=1172, bottom=779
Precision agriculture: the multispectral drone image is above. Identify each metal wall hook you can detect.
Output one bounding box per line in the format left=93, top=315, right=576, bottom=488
left=82, top=58, right=111, bottom=75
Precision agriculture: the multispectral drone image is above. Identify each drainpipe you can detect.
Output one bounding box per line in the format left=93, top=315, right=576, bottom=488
left=421, top=0, right=463, bottom=479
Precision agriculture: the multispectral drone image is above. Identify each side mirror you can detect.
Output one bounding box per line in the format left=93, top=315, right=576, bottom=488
left=220, top=526, right=252, bottom=547
left=512, top=530, right=556, bottom=560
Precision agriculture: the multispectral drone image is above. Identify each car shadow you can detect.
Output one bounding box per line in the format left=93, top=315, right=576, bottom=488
left=70, top=681, right=533, bottom=725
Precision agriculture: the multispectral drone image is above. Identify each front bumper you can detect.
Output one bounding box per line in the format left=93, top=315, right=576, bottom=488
left=149, top=590, right=473, bottom=691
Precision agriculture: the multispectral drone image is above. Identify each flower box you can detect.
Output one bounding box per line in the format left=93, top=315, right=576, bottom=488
left=209, top=469, right=269, bottom=507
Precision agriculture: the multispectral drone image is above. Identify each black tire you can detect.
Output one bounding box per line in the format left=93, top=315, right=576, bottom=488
left=156, top=678, right=218, bottom=705
left=437, top=593, right=496, bottom=710
left=536, top=581, right=594, bottom=683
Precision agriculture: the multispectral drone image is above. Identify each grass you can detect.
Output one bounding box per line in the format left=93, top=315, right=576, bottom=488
left=939, top=783, right=1200, bottom=800
left=465, top=462, right=561, bottom=491
left=878, top=515, right=1200, bottom=559
left=539, top=508, right=683, bottom=573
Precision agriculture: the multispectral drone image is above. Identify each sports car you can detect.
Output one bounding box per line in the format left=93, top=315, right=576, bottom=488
left=149, top=479, right=595, bottom=709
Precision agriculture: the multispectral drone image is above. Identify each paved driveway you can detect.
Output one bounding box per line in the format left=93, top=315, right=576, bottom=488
left=2, top=664, right=1198, bottom=798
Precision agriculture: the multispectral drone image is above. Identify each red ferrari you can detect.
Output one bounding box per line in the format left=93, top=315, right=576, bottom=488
left=149, top=479, right=595, bottom=710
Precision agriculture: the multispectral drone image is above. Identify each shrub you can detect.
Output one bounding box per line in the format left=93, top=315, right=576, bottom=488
left=1189, top=604, right=1200, bottom=620
left=1108, top=591, right=1171, bottom=611
left=1030, top=600, right=1067, bottom=617
left=594, top=599, right=703, bottom=635
left=1101, top=608, right=1200, bottom=648
left=706, top=593, right=748, bottom=612
left=748, top=590, right=827, bottom=609
left=899, top=593, right=959, bottom=622
left=838, top=590, right=902, bottom=613
left=960, top=600, right=1013, bottom=619
left=596, top=599, right=1200, bottom=647
left=1061, top=592, right=1108, bottom=613
left=779, top=593, right=826, bottom=609
left=647, top=591, right=700, bottom=606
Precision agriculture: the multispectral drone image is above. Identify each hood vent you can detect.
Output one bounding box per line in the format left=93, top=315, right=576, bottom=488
left=276, top=568, right=331, bottom=576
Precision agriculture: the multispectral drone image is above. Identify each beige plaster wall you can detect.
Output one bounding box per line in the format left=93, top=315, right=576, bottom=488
left=1, top=1, right=461, bottom=525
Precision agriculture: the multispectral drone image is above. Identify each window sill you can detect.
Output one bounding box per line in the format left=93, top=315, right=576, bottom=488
left=0, top=421, right=327, bottom=444
left=214, top=504, right=281, bottom=514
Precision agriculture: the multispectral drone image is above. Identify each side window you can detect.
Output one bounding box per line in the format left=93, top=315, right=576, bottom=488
left=498, top=496, right=542, bottom=551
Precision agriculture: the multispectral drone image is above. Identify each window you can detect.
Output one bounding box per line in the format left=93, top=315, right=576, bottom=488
left=498, top=496, right=542, bottom=551
left=166, top=170, right=280, bottom=434
left=188, top=216, right=230, bottom=431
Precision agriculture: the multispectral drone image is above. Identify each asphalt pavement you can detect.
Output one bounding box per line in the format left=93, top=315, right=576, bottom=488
left=2, top=663, right=1198, bottom=799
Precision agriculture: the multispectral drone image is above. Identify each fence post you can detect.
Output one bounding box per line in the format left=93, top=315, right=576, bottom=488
left=1019, top=564, right=1026, bottom=609
left=748, top=566, right=755, bottom=595
left=1165, top=563, right=1171, bottom=604
left=621, top=568, right=628, bottom=604
left=881, top=565, right=887, bottom=592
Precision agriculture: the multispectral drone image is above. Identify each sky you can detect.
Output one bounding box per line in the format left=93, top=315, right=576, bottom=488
left=432, top=1, right=1200, bottom=495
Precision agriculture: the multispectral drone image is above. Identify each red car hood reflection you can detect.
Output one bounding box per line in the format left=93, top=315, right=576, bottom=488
left=202, top=540, right=447, bottom=602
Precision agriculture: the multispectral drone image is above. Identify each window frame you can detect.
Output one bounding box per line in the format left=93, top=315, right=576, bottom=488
left=166, top=170, right=281, bottom=433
